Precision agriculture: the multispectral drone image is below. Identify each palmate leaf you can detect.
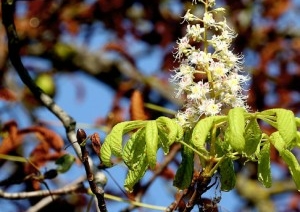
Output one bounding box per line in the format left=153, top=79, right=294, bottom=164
left=270, top=132, right=300, bottom=190
left=258, top=142, right=271, bottom=188
left=102, top=117, right=183, bottom=192
left=100, top=120, right=146, bottom=166
left=226, top=107, right=245, bottom=152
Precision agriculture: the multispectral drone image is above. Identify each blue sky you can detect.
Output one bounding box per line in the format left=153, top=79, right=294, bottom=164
left=2, top=0, right=300, bottom=211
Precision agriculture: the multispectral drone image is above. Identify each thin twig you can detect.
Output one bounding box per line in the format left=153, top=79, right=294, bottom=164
left=25, top=176, right=87, bottom=212
left=1, top=1, right=106, bottom=211
left=0, top=176, right=85, bottom=200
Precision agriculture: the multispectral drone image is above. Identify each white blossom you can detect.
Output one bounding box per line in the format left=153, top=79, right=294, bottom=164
left=171, top=0, right=249, bottom=127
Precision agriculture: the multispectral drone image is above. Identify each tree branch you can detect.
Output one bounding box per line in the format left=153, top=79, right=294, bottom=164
left=0, top=176, right=85, bottom=199
left=77, top=129, right=107, bottom=212
left=1, top=0, right=81, bottom=158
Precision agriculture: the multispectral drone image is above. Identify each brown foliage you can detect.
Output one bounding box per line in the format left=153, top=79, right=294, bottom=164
left=130, top=90, right=148, bottom=121
left=0, top=121, right=23, bottom=154
left=0, top=121, right=64, bottom=189
left=0, top=88, right=17, bottom=102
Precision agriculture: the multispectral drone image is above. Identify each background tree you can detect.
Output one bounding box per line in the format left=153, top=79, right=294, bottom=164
left=0, top=0, right=300, bottom=211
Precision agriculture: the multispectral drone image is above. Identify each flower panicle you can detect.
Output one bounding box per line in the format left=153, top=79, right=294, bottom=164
left=171, top=0, right=249, bottom=128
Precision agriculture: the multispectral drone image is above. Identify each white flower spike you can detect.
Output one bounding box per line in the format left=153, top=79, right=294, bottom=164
left=171, top=0, right=249, bottom=128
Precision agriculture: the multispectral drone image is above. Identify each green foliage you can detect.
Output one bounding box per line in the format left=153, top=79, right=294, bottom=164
left=100, top=108, right=300, bottom=193
left=100, top=121, right=147, bottom=166
left=100, top=117, right=183, bottom=191
left=270, top=132, right=300, bottom=190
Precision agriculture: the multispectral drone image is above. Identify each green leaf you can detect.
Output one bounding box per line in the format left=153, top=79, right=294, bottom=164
left=226, top=107, right=245, bottom=152
left=296, top=117, right=300, bottom=127
left=244, top=118, right=262, bottom=156
left=100, top=141, right=113, bottom=166
left=258, top=142, right=272, bottom=188
left=124, top=154, right=149, bottom=192
left=295, top=132, right=300, bottom=148
left=280, top=149, right=300, bottom=190
left=100, top=120, right=146, bottom=166
left=122, top=128, right=146, bottom=170
left=219, top=157, right=236, bottom=191
left=145, top=121, right=158, bottom=169
left=270, top=131, right=285, bottom=151
left=55, top=154, right=76, bottom=173
left=192, top=116, right=226, bottom=153
left=270, top=132, right=300, bottom=190
left=173, top=132, right=194, bottom=189
left=156, top=117, right=177, bottom=146
left=275, top=109, right=297, bottom=148
left=156, top=117, right=182, bottom=153
left=260, top=109, right=297, bottom=148
left=158, top=128, right=170, bottom=154
left=176, top=122, right=184, bottom=140
left=259, top=109, right=278, bottom=128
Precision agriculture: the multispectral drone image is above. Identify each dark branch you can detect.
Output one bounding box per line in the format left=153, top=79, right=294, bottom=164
left=1, top=0, right=81, bottom=156
left=77, top=129, right=107, bottom=212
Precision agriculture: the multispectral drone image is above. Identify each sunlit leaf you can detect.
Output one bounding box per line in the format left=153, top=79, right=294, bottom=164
left=270, top=132, right=300, bottom=190
left=158, top=128, right=170, bottom=154
left=124, top=154, right=148, bottom=192
left=145, top=121, right=158, bottom=169
left=100, top=120, right=146, bottom=166
left=156, top=117, right=178, bottom=146
left=296, top=117, right=300, bottom=127
left=258, top=142, right=271, bottom=188
left=280, top=149, right=300, bottom=190
left=192, top=116, right=226, bottom=153
left=122, top=128, right=146, bottom=170
left=55, top=154, right=76, bottom=173
left=244, top=118, right=262, bottom=156
left=226, top=107, right=245, bottom=152
left=275, top=109, right=297, bottom=148
left=259, top=109, right=278, bottom=128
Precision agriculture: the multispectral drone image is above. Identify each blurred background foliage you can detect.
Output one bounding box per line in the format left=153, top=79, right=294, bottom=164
left=0, top=0, right=300, bottom=211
